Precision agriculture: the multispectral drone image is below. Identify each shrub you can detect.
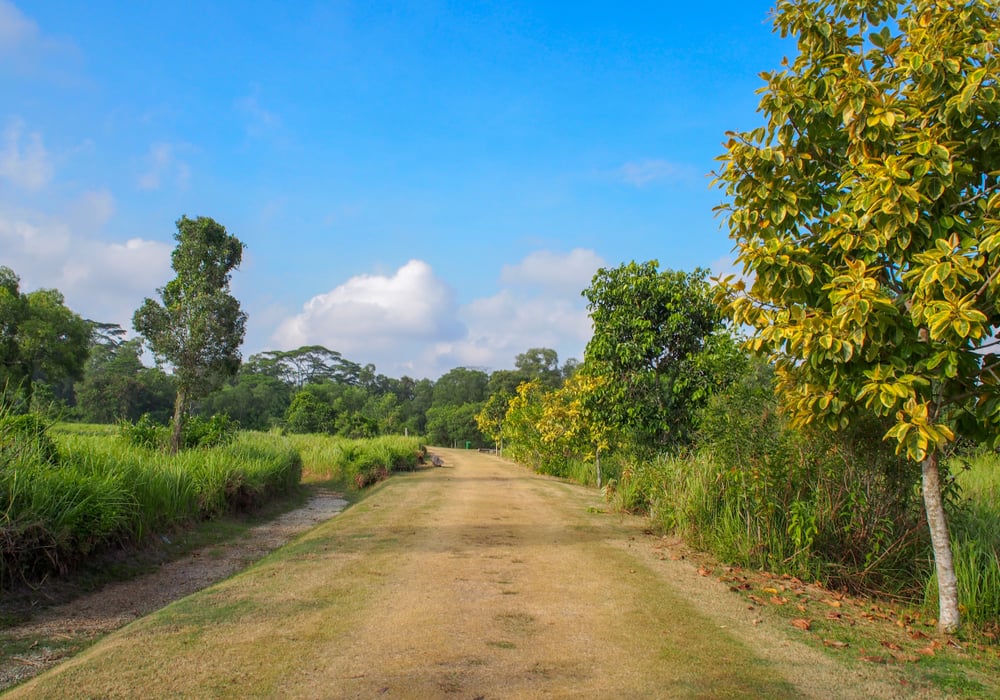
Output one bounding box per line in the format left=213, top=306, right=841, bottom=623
left=118, top=414, right=168, bottom=450
left=183, top=413, right=240, bottom=449
left=607, top=363, right=930, bottom=598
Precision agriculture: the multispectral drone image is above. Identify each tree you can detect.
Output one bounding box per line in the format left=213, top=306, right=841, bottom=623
left=514, top=347, right=563, bottom=389
left=714, top=0, right=999, bottom=632
left=475, top=390, right=513, bottom=452
left=133, top=216, right=247, bottom=452
left=432, top=367, right=489, bottom=407
left=0, top=266, right=91, bottom=407
left=75, top=337, right=175, bottom=423
left=582, top=262, right=722, bottom=451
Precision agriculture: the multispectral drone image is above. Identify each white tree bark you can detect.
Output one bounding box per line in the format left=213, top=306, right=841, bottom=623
left=922, top=452, right=960, bottom=633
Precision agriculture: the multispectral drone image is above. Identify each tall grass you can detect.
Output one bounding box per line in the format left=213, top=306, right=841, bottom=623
left=287, top=433, right=425, bottom=489
left=1, top=420, right=301, bottom=590
left=927, top=452, right=1000, bottom=626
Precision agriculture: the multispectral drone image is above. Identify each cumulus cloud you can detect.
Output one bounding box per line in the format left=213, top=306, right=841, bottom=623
left=270, top=249, right=603, bottom=378
left=616, top=158, right=695, bottom=188
left=272, top=260, right=465, bottom=369
left=500, top=248, right=605, bottom=294
left=138, top=142, right=190, bottom=191
left=0, top=206, right=172, bottom=326
left=0, top=118, right=54, bottom=190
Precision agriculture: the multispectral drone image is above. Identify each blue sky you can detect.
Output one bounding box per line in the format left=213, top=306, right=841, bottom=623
left=1, top=1, right=788, bottom=379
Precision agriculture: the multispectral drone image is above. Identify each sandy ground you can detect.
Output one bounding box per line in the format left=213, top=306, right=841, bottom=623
left=3, top=450, right=939, bottom=698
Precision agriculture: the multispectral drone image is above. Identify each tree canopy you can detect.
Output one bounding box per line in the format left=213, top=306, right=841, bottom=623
left=133, top=216, right=248, bottom=452
left=0, top=266, right=91, bottom=408
left=583, top=261, right=723, bottom=451
left=714, top=0, right=999, bottom=632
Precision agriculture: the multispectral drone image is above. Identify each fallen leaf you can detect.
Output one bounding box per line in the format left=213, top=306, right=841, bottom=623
left=770, top=596, right=788, bottom=606
left=860, top=654, right=889, bottom=664
left=823, top=639, right=849, bottom=649
left=880, top=641, right=902, bottom=651
left=916, top=646, right=936, bottom=657
left=698, top=567, right=712, bottom=577
left=825, top=612, right=842, bottom=621
left=909, top=630, right=929, bottom=640
left=822, top=599, right=842, bottom=608
left=791, top=618, right=811, bottom=631
left=762, top=587, right=779, bottom=595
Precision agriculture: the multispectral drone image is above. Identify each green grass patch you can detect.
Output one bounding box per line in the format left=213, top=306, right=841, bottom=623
left=1, top=417, right=302, bottom=591
left=288, top=433, right=425, bottom=490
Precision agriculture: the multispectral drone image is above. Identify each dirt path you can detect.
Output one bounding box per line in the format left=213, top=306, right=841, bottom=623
left=5, top=450, right=928, bottom=698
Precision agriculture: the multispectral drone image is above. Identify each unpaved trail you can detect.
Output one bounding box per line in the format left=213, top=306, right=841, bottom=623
left=5, top=449, right=925, bottom=699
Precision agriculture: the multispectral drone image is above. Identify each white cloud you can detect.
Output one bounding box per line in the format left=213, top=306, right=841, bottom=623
left=270, top=249, right=602, bottom=378
left=138, top=142, right=190, bottom=191
left=500, top=248, right=605, bottom=294
left=272, top=260, right=465, bottom=371
left=616, top=158, right=695, bottom=187
left=0, top=206, right=172, bottom=327
left=0, top=118, right=54, bottom=190
left=0, top=1, right=79, bottom=77
left=0, top=0, right=34, bottom=46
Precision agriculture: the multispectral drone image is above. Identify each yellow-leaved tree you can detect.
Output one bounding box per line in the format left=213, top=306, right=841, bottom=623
left=715, top=0, right=999, bottom=632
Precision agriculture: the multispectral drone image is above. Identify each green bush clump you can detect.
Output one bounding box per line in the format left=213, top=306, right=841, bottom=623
left=182, top=413, right=240, bottom=449
left=289, top=434, right=424, bottom=490
left=118, top=414, right=168, bottom=450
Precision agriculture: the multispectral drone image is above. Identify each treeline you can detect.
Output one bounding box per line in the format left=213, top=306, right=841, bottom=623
left=0, top=266, right=575, bottom=448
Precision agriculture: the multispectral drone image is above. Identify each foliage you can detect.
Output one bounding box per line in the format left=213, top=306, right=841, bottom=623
left=714, top=0, right=999, bottom=632
left=0, top=266, right=91, bottom=407
left=432, top=367, right=489, bottom=407
left=938, top=451, right=1000, bottom=625
left=583, top=262, right=724, bottom=452
left=284, top=389, right=337, bottom=435
left=475, top=390, right=511, bottom=448
left=75, top=337, right=175, bottom=424
left=133, top=216, right=248, bottom=452
left=118, top=414, right=169, bottom=451
left=425, top=403, right=486, bottom=448
left=501, top=381, right=546, bottom=469
left=181, top=413, right=240, bottom=449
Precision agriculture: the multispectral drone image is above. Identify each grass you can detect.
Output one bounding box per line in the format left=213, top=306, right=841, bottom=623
left=287, top=433, right=425, bottom=489
left=932, top=452, right=1000, bottom=628
left=1, top=421, right=302, bottom=590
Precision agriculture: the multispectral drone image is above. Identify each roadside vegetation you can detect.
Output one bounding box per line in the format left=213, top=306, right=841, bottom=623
left=0, top=411, right=301, bottom=591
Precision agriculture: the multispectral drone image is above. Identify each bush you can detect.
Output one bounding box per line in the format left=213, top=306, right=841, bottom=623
left=183, top=413, right=240, bottom=449
left=118, top=414, right=168, bottom=450
left=607, top=362, right=930, bottom=598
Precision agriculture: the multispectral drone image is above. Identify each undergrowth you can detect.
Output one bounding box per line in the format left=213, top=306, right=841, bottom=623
left=1, top=413, right=301, bottom=590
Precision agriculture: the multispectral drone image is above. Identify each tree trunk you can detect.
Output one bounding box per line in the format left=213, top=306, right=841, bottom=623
left=595, top=445, right=602, bottom=489
left=922, top=451, right=960, bottom=633
left=170, top=387, right=186, bottom=455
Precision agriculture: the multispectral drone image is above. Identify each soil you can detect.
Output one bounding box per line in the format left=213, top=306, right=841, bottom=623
left=2, top=450, right=956, bottom=698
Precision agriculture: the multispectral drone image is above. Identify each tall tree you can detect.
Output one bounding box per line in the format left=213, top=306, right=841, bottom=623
left=714, top=0, right=999, bottom=632
left=583, top=262, right=721, bottom=451
left=133, top=216, right=247, bottom=452
left=0, top=266, right=90, bottom=407
left=514, top=347, right=563, bottom=389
